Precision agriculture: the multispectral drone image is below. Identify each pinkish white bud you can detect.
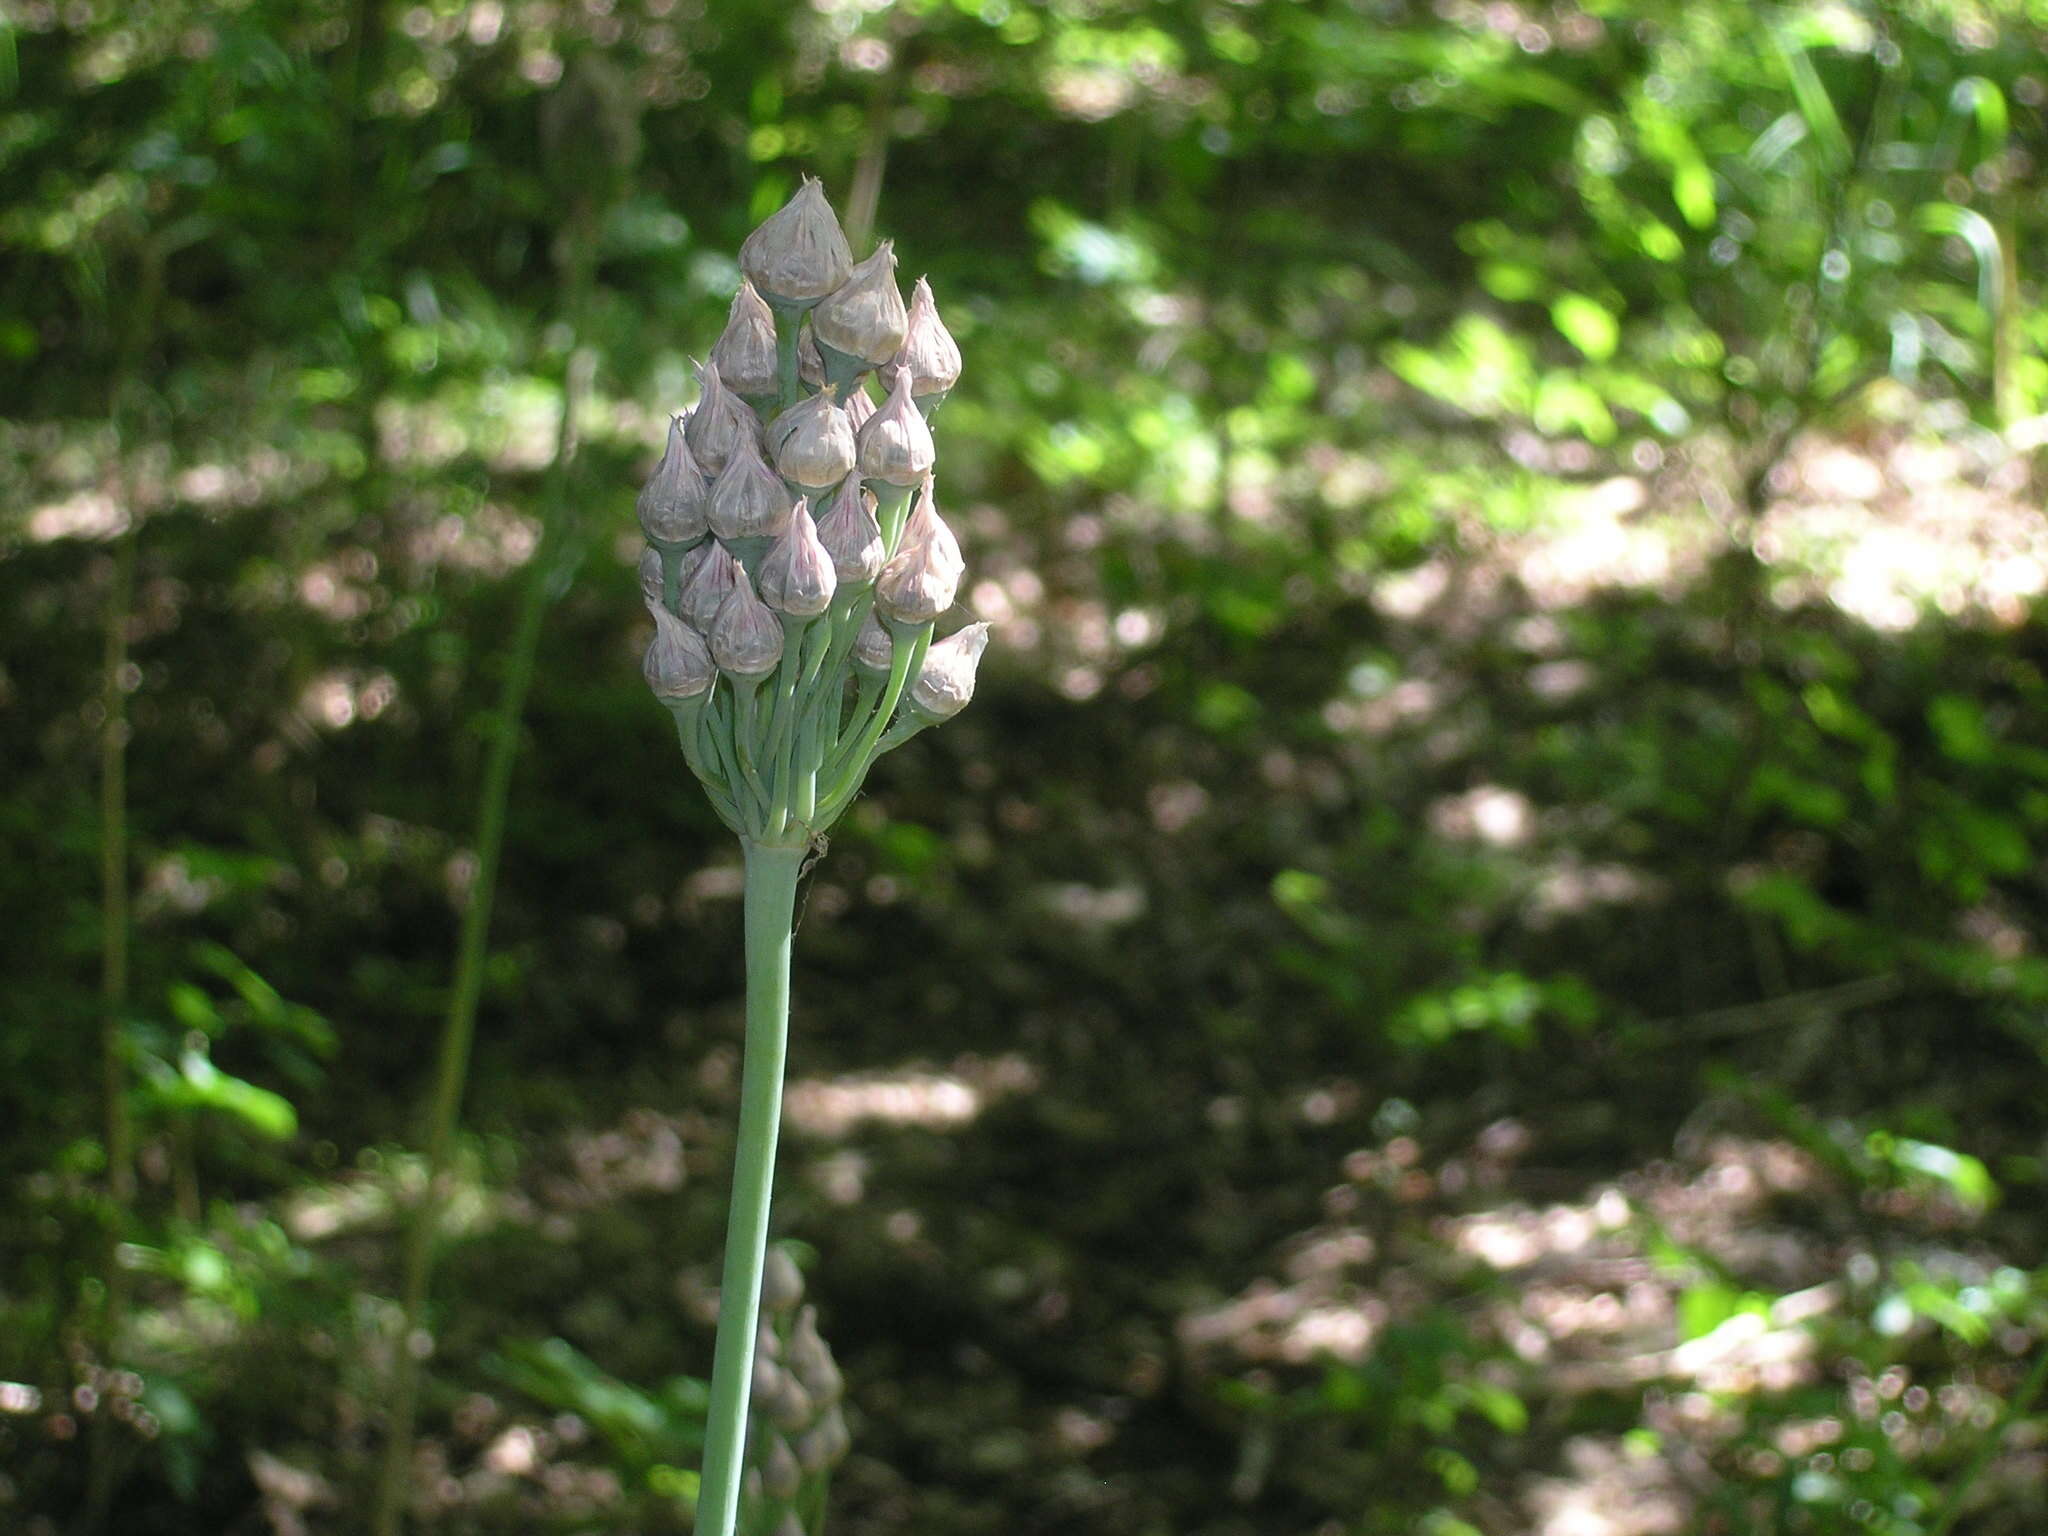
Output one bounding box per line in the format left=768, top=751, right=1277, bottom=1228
left=644, top=600, right=716, bottom=700
left=709, top=428, right=795, bottom=542
left=892, top=276, right=963, bottom=397
left=851, top=608, right=894, bottom=676
left=739, top=176, right=854, bottom=304
left=636, top=414, right=709, bottom=548
left=684, top=361, right=763, bottom=475
left=709, top=574, right=785, bottom=677
left=709, top=279, right=779, bottom=400
left=756, top=499, right=838, bottom=618
left=855, top=365, right=936, bottom=486
left=638, top=546, right=665, bottom=605
left=786, top=1306, right=844, bottom=1405
left=677, top=541, right=739, bottom=632
left=873, top=509, right=960, bottom=625
left=901, top=477, right=964, bottom=581
left=814, top=476, right=883, bottom=583
left=842, top=381, right=876, bottom=430
left=770, top=393, right=856, bottom=491
left=814, top=241, right=908, bottom=367
left=909, top=622, right=989, bottom=720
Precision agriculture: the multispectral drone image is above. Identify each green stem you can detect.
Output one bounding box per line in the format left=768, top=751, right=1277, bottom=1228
left=697, top=840, right=806, bottom=1536
left=371, top=210, right=598, bottom=1536
left=98, top=530, right=136, bottom=1217
left=820, top=625, right=929, bottom=814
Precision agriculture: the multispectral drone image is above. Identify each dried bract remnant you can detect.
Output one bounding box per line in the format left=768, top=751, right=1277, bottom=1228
left=739, top=176, right=854, bottom=305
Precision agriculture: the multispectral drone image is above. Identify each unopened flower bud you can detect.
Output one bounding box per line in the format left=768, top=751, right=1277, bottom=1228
left=815, top=476, right=883, bottom=584
left=762, top=1432, right=802, bottom=1501
left=709, top=428, right=795, bottom=542
left=874, top=499, right=961, bottom=625
left=760, top=1248, right=805, bottom=1314
left=909, top=623, right=989, bottom=720
left=638, top=546, right=665, bottom=605
left=786, top=1306, right=844, bottom=1406
left=756, top=499, right=838, bottom=618
left=843, top=381, right=876, bottom=430
left=902, top=477, right=964, bottom=581
left=709, top=280, right=780, bottom=400
left=792, top=1404, right=849, bottom=1472
left=760, top=1370, right=812, bottom=1433
left=684, top=361, right=762, bottom=476
left=637, top=415, right=709, bottom=548
left=677, top=541, right=739, bottom=633
left=893, top=276, right=963, bottom=398
left=814, top=240, right=908, bottom=367
left=709, top=574, right=785, bottom=677
left=770, top=393, right=856, bottom=492
left=644, top=601, right=716, bottom=700
left=739, top=176, right=853, bottom=305
left=851, top=609, right=894, bottom=677
left=753, top=1355, right=785, bottom=1404
left=855, top=366, right=936, bottom=486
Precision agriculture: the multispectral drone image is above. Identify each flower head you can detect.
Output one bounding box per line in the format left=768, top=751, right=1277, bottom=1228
left=892, top=276, right=963, bottom=398
left=814, top=241, right=908, bottom=367
left=855, top=365, right=936, bottom=486
left=709, top=280, right=779, bottom=400
left=684, top=361, right=763, bottom=476
left=909, top=622, right=990, bottom=720
left=874, top=498, right=961, bottom=625
left=739, top=176, right=854, bottom=304
left=644, top=600, right=716, bottom=700
left=709, top=573, right=785, bottom=677
left=756, top=499, right=838, bottom=618
left=710, top=426, right=795, bottom=542
left=770, top=392, right=856, bottom=492
left=636, top=414, right=710, bottom=549
left=676, top=540, right=739, bottom=632
left=814, top=475, right=883, bottom=584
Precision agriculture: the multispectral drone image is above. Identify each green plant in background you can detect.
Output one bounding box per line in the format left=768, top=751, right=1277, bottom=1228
left=370, top=54, right=641, bottom=1536
left=636, top=178, right=983, bottom=1536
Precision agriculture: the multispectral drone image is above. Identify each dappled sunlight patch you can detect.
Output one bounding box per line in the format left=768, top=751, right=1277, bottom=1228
left=783, top=1054, right=1038, bottom=1139
left=1755, top=430, right=2047, bottom=630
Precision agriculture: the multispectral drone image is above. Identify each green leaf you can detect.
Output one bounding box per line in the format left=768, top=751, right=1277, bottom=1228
left=1670, top=161, right=1716, bottom=231
left=1550, top=294, right=1618, bottom=361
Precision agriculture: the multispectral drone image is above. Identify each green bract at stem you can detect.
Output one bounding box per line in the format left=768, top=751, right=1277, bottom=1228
left=695, top=840, right=806, bottom=1536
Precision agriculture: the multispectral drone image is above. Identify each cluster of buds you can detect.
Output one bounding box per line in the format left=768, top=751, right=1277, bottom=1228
left=740, top=1248, right=849, bottom=1536
left=639, top=178, right=987, bottom=849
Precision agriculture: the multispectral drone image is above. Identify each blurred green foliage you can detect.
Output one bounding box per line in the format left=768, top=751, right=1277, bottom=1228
left=3, top=0, right=2047, bottom=1533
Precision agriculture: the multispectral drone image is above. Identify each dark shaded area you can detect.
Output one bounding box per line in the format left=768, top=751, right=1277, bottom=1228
left=3, top=3, right=2047, bottom=1534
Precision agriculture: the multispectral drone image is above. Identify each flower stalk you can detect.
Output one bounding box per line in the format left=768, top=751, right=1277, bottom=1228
left=638, top=181, right=986, bottom=1536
